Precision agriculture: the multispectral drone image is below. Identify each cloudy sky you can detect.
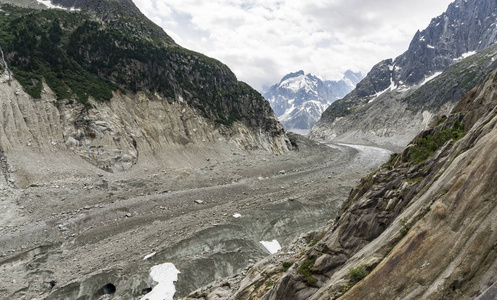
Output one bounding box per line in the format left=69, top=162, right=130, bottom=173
left=133, top=0, right=454, bottom=91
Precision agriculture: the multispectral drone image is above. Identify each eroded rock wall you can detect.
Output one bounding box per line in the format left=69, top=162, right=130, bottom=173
left=0, top=76, right=289, bottom=188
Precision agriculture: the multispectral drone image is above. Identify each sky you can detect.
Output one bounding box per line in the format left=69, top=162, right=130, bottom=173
left=132, top=0, right=454, bottom=92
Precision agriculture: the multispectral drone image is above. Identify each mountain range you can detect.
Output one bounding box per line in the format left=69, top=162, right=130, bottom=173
left=263, top=70, right=362, bottom=134
left=310, top=0, right=497, bottom=149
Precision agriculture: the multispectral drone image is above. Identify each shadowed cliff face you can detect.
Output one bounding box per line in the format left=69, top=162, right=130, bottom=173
left=193, top=68, right=497, bottom=300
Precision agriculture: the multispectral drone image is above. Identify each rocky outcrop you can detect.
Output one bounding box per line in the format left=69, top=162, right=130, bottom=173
left=311, top=0, right=497, bottom=148
left=190, top=65, right=497, bottom=300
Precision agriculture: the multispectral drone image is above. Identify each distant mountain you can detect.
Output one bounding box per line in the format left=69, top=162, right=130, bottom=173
left=263, top=70, right=362, bottom=134
left=310, top=0, right=497, bottom=148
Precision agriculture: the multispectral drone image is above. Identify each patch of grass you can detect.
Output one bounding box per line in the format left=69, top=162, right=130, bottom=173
left=384, top=153, right=399, bottom=170
left=215, top=111, right=241, bottom=126
left=407, top=176, right=424, bottom=184
left=281, top=262, right=293, bottom=272
left=308, top=232, right=326, bottom=247
left=409, top=120, right=465, bottom=164
left=349, top=264, right=368, bottom=283
left=399, top=217, right=411, bottom=236
left=435, top=115, right=448, bottom=126
left=297, top=259, right=317, bottom=285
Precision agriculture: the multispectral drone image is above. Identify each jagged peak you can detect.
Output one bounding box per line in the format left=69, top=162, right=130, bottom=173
left=280, top=70, right=305, bottom=83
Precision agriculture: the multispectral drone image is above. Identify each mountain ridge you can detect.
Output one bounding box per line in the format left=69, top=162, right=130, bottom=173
left=264, top=70, right=362, bottom=134
left=311, top=0, right=497, bottom=148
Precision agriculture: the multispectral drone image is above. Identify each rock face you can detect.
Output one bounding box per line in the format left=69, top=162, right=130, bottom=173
left=311, top=0, right=497, bottom=148
left=194, top=66, right=497, bottom=300
left=0, top=1, right=291, bottom=184
left=264, top=70, right=362, bottom=134
left=52, top=0, right=175, bottom=43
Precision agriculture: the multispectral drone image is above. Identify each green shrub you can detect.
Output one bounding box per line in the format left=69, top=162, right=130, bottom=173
left=410, top=120, right=465, bottom=164
left=399, top=217, right=411, bottom=236
left=349, top=264, right=368, bottom=283
left=407, top=176, right=424, bottom=184
left=384, top=153, right=398, bottom=169
left=281, top=262, right=293, bottom=272
left=308, top=232, right=326, bottom=247
left=297, top=259, right=317, bottom=285
left=435, top=115, right=448, bottom=126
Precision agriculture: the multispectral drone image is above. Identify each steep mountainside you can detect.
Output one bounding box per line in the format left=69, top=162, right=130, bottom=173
left=0, top=1, right=291, bottom=183
left=311, top=0, right=497, bottom=148
left=188, top=62, right=497, bottom=300
left=264, top=71, right=361, bottom=134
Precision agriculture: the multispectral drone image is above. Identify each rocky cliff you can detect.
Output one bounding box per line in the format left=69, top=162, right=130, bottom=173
left=187, top=66, right=497, bottom=300
left=311, top=0, right=497, bottom=149
left=0, top=1, right=290, bottom=186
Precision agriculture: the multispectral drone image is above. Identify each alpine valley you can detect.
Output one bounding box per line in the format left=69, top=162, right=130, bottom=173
left=1, top=0, right=497, bottom=300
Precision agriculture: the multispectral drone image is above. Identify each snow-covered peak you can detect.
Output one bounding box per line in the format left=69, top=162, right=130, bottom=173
left=264, top=70, right=363, bottom=133
left=278, top=72, right=318, bottom=93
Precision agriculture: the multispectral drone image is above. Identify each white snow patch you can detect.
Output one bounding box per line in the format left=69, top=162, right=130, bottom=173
left=36, top=0, right=80, bottom=11
left=142, top=263, right=180, bottom=300
left=233, top=213, right=241, bottom=218
left=420, top=72, right=442, bottom=86
left=143, top=252, right=157, bottom=261
left=454, top=51, right=477, bottom=62
left=278, top=104, right=296, bottom=121
left=260, top=240, right=281, bottom=254
left=279, top=74, right=308, bottom=93
left=461, top=51, right=476, bottom=59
